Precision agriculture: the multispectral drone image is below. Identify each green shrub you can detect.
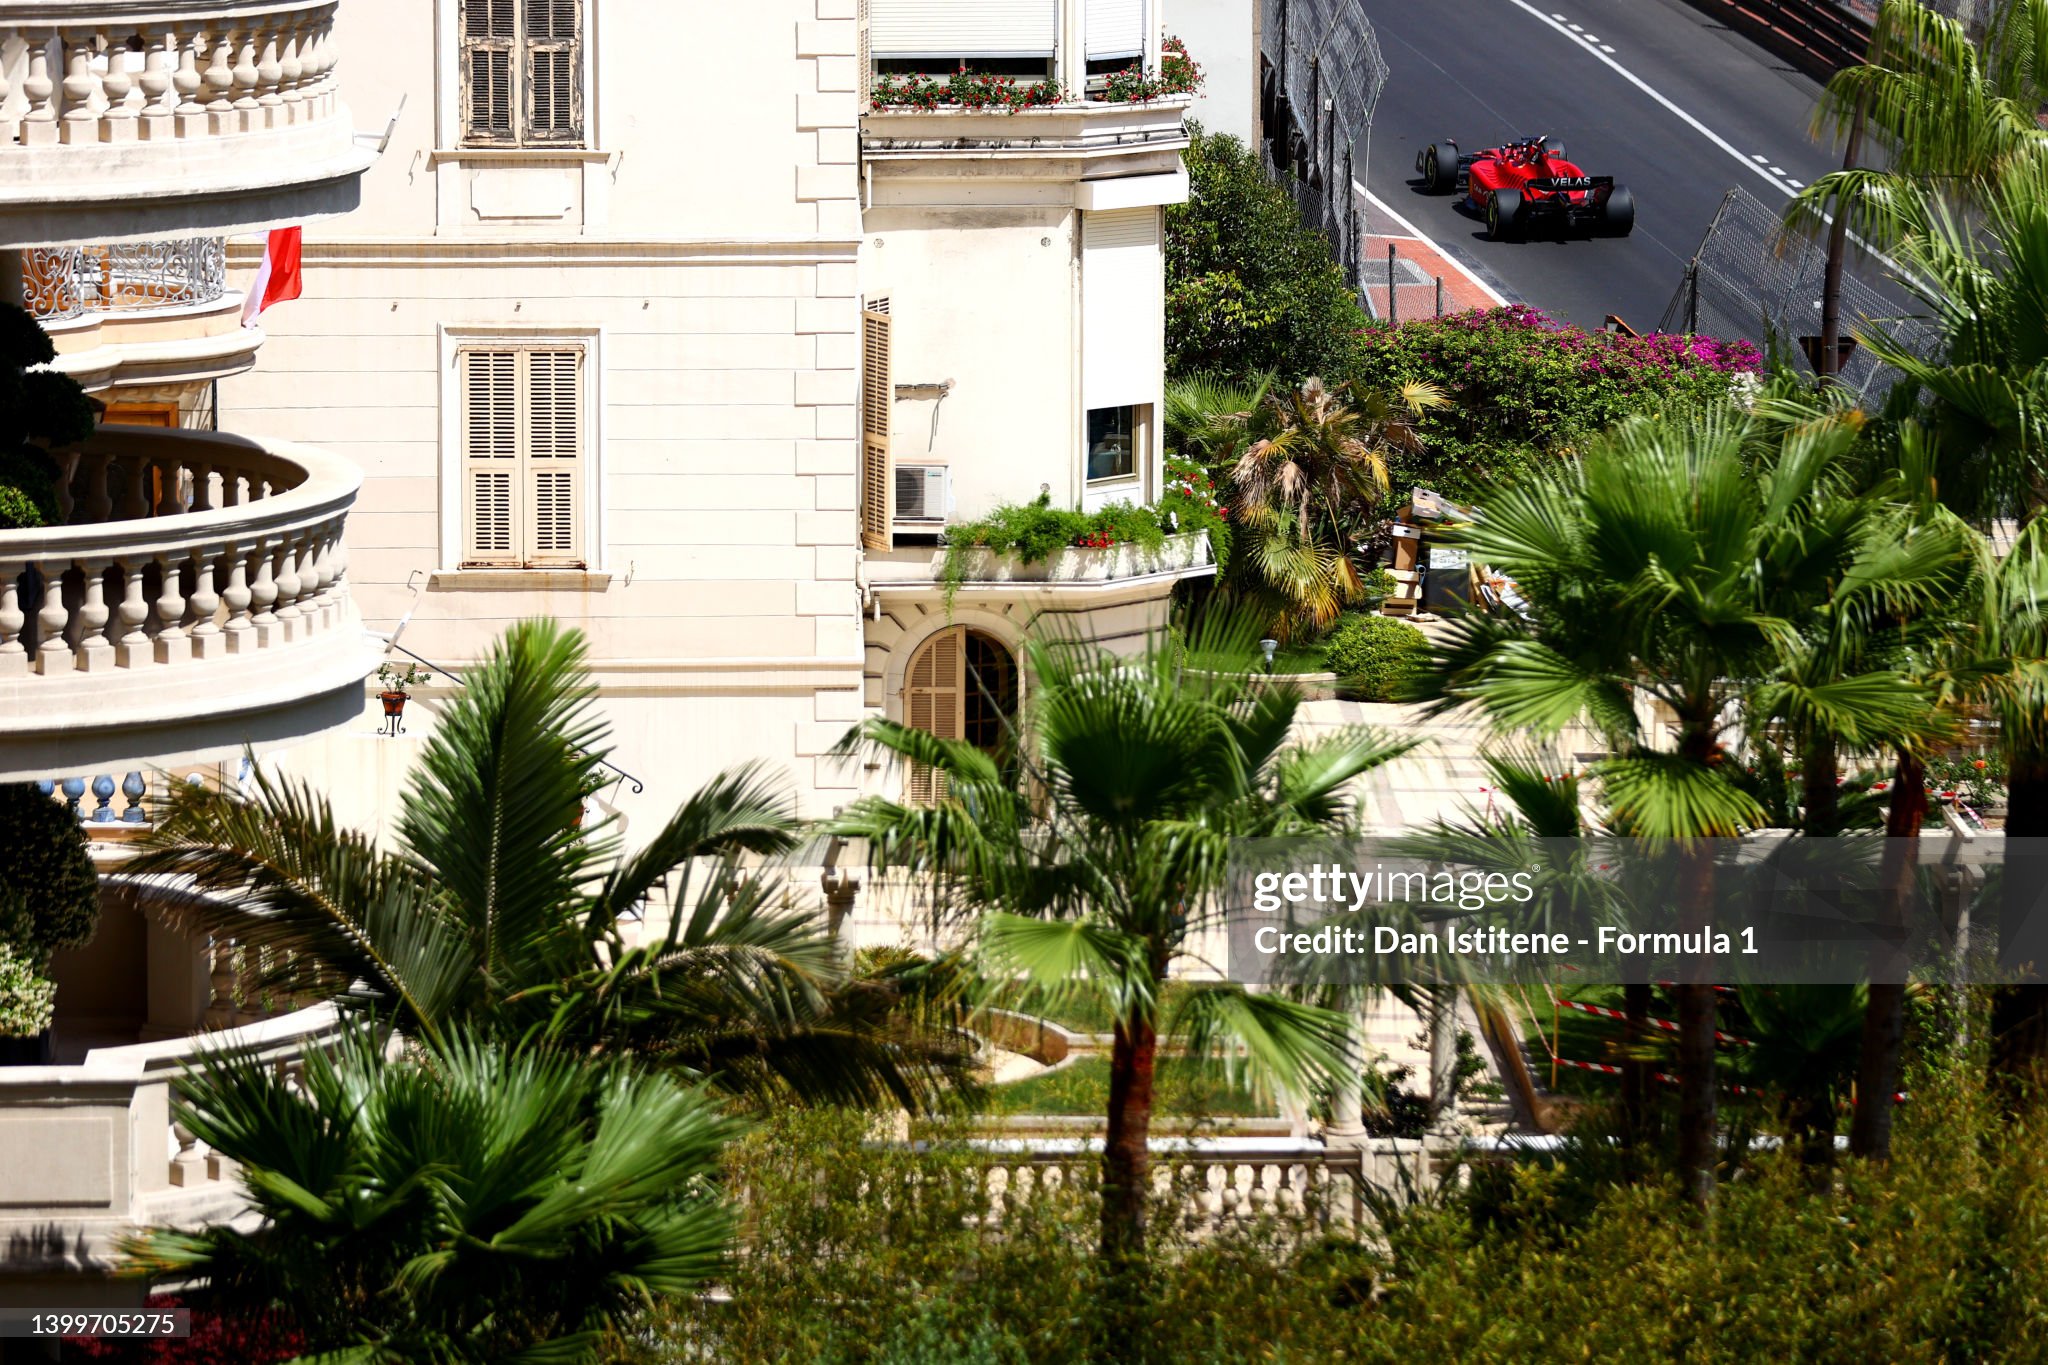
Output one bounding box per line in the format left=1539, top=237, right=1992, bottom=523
left=0, top=782, right=101, bottom=964
left=1320, top=613, right=1430, bottom=701
left=0, top=448, right=60, bottom=530
left=939, top=497, right=1179, bottom=604
left=1166, top=126, right=1367, bottom=381
left=0, top=942, right=56, bottom=1039
left=1348, top=305, right=1762, bottom=503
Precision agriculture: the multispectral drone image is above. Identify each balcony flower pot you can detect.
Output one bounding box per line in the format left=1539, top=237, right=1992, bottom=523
left=380, top=690, right=408, bottom=719
left=375, top=661, right=432, bottom=736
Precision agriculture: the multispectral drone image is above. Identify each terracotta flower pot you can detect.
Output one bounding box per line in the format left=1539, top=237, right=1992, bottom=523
left=380, top=690, right=408, bottom=718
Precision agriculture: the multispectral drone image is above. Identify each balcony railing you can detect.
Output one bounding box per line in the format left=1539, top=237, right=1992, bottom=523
left=24, top=237, right=226, bottom=321
left=0, top=4, right=338, bottom=148
left=0, top=426, right=378, bottom=780
left=0, top=2, right=372, bottom=247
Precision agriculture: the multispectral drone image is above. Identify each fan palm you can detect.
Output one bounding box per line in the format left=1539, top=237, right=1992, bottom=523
left=1164, top=370, right=1273, bottom=468
left=1425, top=404, right=1938, bottom=1201
left=1221, top=376, right=1444, bottom=637
left=129, top=619, right=970, bottom=1113
left=125, top=1026, right=740, bottom=1363
left=829, top=610, right=1413, bottom=1274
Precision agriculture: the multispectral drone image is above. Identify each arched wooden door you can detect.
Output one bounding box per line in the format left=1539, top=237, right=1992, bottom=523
left=902, top=627, right=1017, bottom=803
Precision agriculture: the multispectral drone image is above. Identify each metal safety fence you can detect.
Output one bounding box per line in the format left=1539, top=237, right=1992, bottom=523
left=1259, top=0, right=1389, bottom=292
left=1659, top=187, right=1939, bottom=400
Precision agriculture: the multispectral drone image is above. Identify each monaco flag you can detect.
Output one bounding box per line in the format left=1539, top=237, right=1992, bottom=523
left=240, top=227, right=303, bottom=328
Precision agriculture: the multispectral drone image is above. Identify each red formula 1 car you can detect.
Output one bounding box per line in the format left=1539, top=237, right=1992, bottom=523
left=1415, top=134, right=1634, bottom=241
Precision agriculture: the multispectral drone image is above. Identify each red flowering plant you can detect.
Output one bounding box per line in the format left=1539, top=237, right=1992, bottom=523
left=870, top=68, right=1063, bottom=113
left=1102, top=37, right=1204, bottom=102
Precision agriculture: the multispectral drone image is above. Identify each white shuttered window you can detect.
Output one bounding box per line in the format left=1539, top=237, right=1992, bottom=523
left=867, top=0, right=1057, bottom=57
left=460, top=345, right=586, bottom=568
left=1081, top=207, right=1163, bottom=410
left=461, top=0, right=583, bottom=146
left=1086, top=0, right=1144, bottom=60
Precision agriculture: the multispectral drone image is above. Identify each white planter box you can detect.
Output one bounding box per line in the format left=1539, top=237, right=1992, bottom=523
left=952, top=530, right=1212, bottom=584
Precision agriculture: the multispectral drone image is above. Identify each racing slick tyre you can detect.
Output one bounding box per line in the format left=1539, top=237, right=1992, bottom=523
left=1421, top=142, right=1457, bottom=193
left=1601, top=185, right=1636, bottom=237
left=1488, top=189, right=1525, bottom=241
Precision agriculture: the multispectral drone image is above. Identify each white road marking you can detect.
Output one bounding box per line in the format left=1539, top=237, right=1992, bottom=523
left=1358, top=186, right=1512, bottom=307
left=1569, top=22, right=1583, bottom=30
left=1503, top=0, right=1803, bottom=198
left=1584, top=34, right=1600, bottom=42
left=1552, top=10, right=1568, bottom=17
left=1751, top=153, right=1769, bottom=162
left=1769, top=166, right=1785, bottom=174
left=1600, top=44, right=1615, bottom=52
left=1788, top=178, right=1805, bottom=188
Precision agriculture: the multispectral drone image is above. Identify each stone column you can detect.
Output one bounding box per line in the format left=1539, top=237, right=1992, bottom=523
left=1323, top=1010, right=1369, bottom=1148
left=1427, top=985, right=1460, bottom=1130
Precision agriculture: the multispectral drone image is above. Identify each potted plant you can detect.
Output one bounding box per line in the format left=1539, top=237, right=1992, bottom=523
left=376, top=661, right=432, bottom=736
left=0, top=941, right=56, bottom=1066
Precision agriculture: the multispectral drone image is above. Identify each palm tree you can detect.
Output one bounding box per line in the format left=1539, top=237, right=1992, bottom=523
left=125, top=1027, right=739, bottom=1362
left=1786, top=0, right=2048, bottom=380
left=1164, top=370, right=1273, bottom=469
left=1427, top=405, right=1937, bottom=1201
left=1218, top=376, right=1443, bottom=637
left=829, top=611, right=1413, bottom=1275
left=131, top=619, right=970, bottom=1112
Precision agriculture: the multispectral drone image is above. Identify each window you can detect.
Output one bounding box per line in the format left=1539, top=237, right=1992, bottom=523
left=866, top=0, right=1057, bottom=81
left=459, top=344, right=586, bottom=567
left=461, top=0, right=583, bottom=146
left=861, top=299, right=893, bottom=551
left=903, top=628, right=1018, bottom=804
left=1086, top=404, right=1145, bottom=482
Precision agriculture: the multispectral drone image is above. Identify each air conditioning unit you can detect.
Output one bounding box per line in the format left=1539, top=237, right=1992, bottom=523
left=894, top=464, right=950, bottom=523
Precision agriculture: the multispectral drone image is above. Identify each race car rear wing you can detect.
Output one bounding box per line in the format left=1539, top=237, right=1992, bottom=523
left=1526, top=175, right=1612, bottom=192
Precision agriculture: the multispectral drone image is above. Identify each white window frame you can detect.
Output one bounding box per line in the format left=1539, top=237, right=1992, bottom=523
left=436, top=324, right=607, bottom=575
left=434, top=0, right=599, bottom=153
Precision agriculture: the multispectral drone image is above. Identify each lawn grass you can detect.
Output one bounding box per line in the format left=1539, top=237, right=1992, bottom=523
left=982, top=1054, right=1278, bottom=1119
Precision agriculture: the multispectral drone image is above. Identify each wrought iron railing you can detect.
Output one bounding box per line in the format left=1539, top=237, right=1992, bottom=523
left=22, top=237, right=229, bottom=322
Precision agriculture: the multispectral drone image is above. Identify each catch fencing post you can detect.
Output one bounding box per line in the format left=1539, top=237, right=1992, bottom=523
left=1387, top=244, right=1397, bottom=325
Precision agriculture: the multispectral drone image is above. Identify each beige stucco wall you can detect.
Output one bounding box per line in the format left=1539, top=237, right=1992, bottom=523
left=219, top=0, right=868, bottom=817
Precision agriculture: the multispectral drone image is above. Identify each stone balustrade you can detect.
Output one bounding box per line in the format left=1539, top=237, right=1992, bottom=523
left=0, top=1002, right=342, bottom=1283
left=0, top=426, right=378, bottom=780
left=0, top=2, right=372, bottom=247
left=945, top=1137, right=1440, bottom=1237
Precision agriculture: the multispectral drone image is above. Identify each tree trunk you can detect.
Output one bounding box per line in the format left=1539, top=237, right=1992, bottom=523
left=1817, top=99, right=1867, bottom=382
left=1852, top=751, right=1924, bottom=1159
left=1802, top=731, right=1840, bottom=836
left=1673, top=866, right=1720, bottom=1206
left=1101, top=1010, right=1159, bottom=1265
left=1992, top=747, right=2048, bottom=1106
left=1673, top=724, right=1721, bottom=1205
left=1619, top=982, right=1651, bottom=1150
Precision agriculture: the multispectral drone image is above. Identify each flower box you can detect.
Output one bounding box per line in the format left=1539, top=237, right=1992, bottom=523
left=948, top=530, right=1212, bottom=584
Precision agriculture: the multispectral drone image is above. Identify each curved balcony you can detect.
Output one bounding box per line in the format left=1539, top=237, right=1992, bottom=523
left=0, top=1, right=373, bottom=248
left=26, top=236, right=259, bottom=390
left=0, top=426, right=379, bottom=781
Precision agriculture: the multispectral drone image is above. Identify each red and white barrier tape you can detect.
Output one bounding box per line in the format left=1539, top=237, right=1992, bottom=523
left=1551, top=995, right=1754, bottom=1047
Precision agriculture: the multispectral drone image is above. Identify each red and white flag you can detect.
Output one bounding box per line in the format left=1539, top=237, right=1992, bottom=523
left=241, top=227, right=303, bottom=328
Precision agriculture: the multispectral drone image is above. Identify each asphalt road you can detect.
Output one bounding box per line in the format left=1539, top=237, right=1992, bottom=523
left=1358, top=0, right=1846, bottom=331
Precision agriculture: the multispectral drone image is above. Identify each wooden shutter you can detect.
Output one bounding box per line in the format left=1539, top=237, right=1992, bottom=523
left=461, top=349, right=519, bottom=565
left=523, top=0, right=583, bottom=143
left=524, top=347, right=584, bottom=566
left=860, top=300, right=893, bottom=551
left=460, top=344, right=585, bottom=568
left=904, top=627, right=963, bottom=804
left=461, top=0, right=516, bottom=144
